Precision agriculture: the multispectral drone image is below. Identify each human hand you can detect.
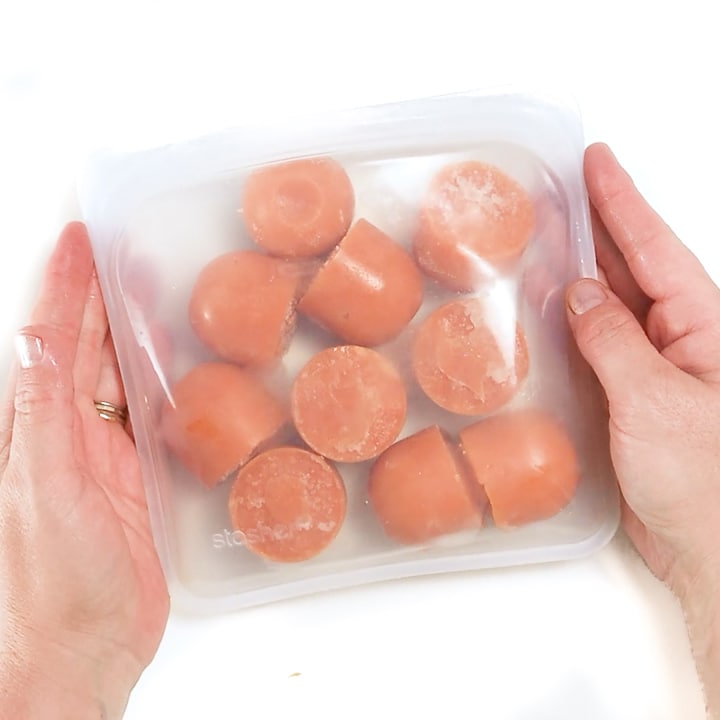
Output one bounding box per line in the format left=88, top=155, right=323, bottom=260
left=0, top=223, right=169, bottom=719
left=565, top=143, right=720, bottom=716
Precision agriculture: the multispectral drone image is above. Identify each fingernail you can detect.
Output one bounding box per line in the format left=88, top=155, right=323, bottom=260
left=567, top=279, right=608, bottom=315
left=14, top=333, right=44, bottom=369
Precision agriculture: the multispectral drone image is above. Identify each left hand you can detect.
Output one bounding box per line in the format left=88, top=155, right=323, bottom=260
left=0, top=222, right=169, bottom=719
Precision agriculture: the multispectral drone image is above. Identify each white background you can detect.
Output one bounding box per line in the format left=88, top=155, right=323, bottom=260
left=1, top=1, right=718, bottom=718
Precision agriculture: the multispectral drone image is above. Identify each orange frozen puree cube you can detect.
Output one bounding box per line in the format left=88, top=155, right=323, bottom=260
left=189, top=250, right=299, bottom=367
left=298, top=219, right=423, bottom=346
left=228, top=447, right=347, bottom=563
left=291, top=345, right=406, bottom=463
left=413, top=161, right=535, bottom=291
left=241, top=157, right=355, bottom=258
left=161, top=362, right=287, bottom=488
left=412, top=297, right=529, bottom=416
left=368, top=426, right=485, bottom=544
left=459, top=410, right=580, bottom=528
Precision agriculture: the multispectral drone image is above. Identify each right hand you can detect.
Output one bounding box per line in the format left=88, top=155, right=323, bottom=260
left=565, top=143, right=720, bottom=715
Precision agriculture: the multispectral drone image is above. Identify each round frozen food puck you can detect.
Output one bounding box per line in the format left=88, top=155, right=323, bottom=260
left=368, top=426, right=485, bottom=544
left=241, top=157, right=354, bottom=258
left=413, top=161, right=535, bottom=291
left=291, top=345, right=407, bottom=463
left=228, top=447, right=347, bottom=563
left=412, top=297, right=529, bottom=415
left=189, top=250, right=299, bottom=367
left=459, top=410, right=580, bottom=528
left=297, top=218, right=423, bottom=346
left=161, top=362, right=287, bottom=487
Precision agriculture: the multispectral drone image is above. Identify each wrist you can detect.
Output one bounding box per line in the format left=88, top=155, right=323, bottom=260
left=678, top=555, right=720, bottom=718
left=687, top=610, right=720, bottom=720
left=0, top=620, right=140, bottom=720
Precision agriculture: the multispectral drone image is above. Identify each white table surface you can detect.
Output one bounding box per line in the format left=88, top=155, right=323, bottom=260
left=1, top=1, right=717, bottom=718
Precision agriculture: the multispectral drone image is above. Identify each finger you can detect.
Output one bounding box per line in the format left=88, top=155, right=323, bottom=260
left=9, top=223, right=94, bottom=476
left=73, top=270, right=110, bottom=401
left=584, top=143, right=715, bottom=302
left=96, top=334, right=126, bottom=409
left=28, top=222, right=94, bottom=341
left=0, top=362, right=17, bottom=469
left=596, top=264, right=609, bottom=287
left=565, top=278, right=669, bottom=407
left=590, top=205, right=651, bottom=323
left=86, top=333, right=130, bottom=437
left=649, top=295, right=720, bottom=384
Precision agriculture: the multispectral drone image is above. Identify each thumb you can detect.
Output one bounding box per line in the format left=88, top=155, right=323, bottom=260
left=6, top=223, right=93, bottom=480
left=565, top=278, right=666, bottom=404
left=9, top=327, right=75, bottom=476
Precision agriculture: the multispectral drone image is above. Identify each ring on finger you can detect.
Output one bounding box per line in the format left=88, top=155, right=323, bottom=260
left=94, top=400, right=128, bottom=424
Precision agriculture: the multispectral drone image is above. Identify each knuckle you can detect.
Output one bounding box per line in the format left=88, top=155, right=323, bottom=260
left=576, top=305, right=637, bottom=353
left=595, top=182, right=632, bottom=215
left=621, top=228, right=659, bottom=269
left=14, top=374, right=70, bottom=424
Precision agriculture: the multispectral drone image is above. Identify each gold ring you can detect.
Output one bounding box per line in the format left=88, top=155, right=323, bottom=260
left=94, top=401, right=128, bottom=424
